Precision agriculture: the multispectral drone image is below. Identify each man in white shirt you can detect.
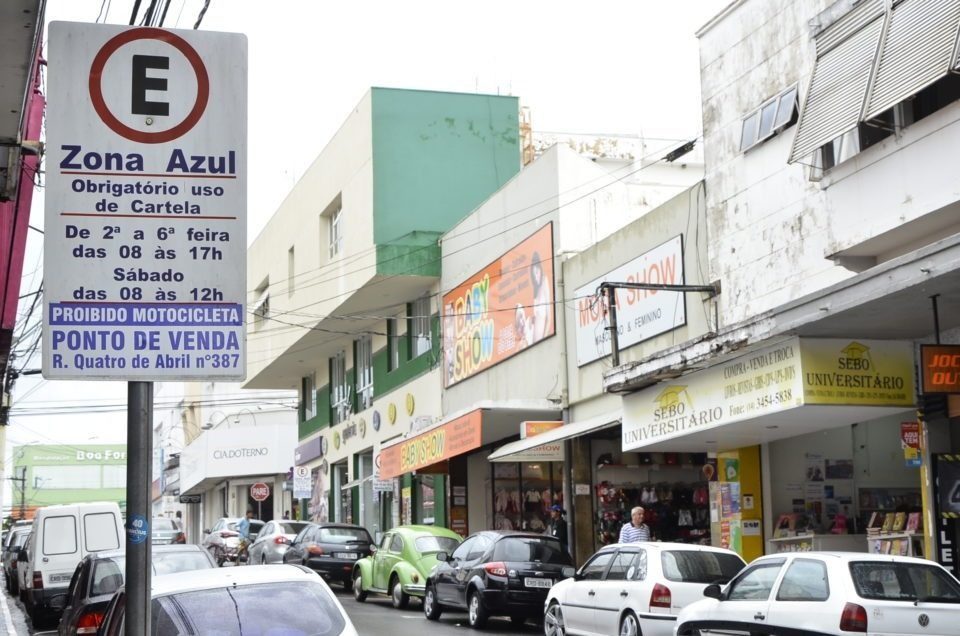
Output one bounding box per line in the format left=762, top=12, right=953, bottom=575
left=618, top=506, right=651, bottom=543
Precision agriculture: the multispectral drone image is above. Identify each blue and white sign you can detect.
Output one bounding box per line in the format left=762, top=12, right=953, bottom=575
left=293, top=466, right=312, bottom=499
left=127, top=514, right=149, bottom=544
left=42, top=22, right=247, bottom=381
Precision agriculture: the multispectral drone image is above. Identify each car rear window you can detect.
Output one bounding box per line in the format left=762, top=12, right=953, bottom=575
left=850, top=561, right=960, bottom=603
left=153, top=551, right=215, bottom=575
left=151, top=581, right=346, bottom=635
left=91, top=558, right=125, bottom=597
left=492, top=537, right=572, bottom=565
left=43, top=515, right=77, bottom=556
left=661, top=550, right=745, bottom=584
left=415, top=536, right=461, bottom=554
left=280, top=522, right=309, bottom=535
left=84, top=512, right=120, bottom=552
left=317, top=527, right=372, bottom=544
left=91, top=551, right=214, bottom=597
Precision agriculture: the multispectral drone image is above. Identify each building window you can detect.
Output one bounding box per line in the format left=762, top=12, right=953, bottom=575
left=409, top=296, right=432, bottom=359
left=252, top=278, right=269, bottom=330
left=287, top=246, right=295, bottom=296
left=740, top=85, right=798, bottom=152
left=302, top=373, right=316, bottom=420
left=329, top=205, right=343, bottom=259
left=355, top=335, right=373, bottom=410
left=330, top=351, right=350, bottom=425
left=387, top=318, right=401, bottom=371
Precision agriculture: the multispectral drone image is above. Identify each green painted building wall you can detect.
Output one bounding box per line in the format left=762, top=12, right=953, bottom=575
left=11, top=444, right=127, bottom=515
left=371, top=88, right=520, bottom=276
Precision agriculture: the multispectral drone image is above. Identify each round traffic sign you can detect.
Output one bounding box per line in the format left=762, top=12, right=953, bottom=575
left=249, top=482, right=270, bottom=502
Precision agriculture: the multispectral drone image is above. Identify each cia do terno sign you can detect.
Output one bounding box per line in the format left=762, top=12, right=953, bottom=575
left=42, top=23, right=247, bottom=381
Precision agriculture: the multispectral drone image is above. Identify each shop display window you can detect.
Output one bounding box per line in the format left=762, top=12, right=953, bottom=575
left=492, top=462, right=562, bottom=532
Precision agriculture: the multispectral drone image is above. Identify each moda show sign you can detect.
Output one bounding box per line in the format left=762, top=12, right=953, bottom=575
left=575, top=235, right=686, bottom=366
left=42, top=23, right=247, bottom=381
left=622, top=337, right=915, bottom=451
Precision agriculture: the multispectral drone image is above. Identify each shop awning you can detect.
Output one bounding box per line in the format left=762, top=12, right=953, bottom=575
left=340, top=476, right=372, bottom=492
left=487, top=411, right=621, bottom=462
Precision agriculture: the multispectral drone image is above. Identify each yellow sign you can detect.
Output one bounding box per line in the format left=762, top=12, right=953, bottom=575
left=622, top=337, right=915, bottom=451
left=520, top=420, right=563, bottom=439
left=800, top=339, right=914, bottom=407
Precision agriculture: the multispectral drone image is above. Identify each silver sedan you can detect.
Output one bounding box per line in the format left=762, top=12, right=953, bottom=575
left=246, top=520, right=311, bottom=565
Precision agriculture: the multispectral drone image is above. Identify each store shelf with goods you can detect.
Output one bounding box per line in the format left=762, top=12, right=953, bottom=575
left=867, top=532, right=924, bottom=557
left=767, top=533, right=865, bottom=554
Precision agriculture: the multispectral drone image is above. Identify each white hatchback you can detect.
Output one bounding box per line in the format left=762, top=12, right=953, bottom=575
left=674, top=551, right=960, bottom=636
left=544, top=542, right=746, bottom=636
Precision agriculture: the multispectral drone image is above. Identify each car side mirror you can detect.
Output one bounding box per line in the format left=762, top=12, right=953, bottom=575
left=703, top=583, right=722, bottom=599
left=369, top=545, right=377, bottom=555
left=203, top=529, right=211, bottom=534
left=561, top=566, right=576, bottom=579
left=435, top=552, right=448, bottom=563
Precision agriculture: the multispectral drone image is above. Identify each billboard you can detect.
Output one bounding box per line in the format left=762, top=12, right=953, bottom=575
left=574, top=235, right=686, bottom=366
left=442, top=223, right=554, bottom=386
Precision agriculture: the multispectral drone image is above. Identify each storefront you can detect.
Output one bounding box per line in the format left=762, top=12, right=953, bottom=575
left=620, top=336, right=917, bottom=561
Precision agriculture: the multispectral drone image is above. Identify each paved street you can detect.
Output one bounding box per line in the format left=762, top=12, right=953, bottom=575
left=0, top=570, right=537, bottom=636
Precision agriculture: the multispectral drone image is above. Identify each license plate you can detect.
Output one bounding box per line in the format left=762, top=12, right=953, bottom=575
left=334, top=552, right=358, bottom=559
left=524, top=577, right=552, bottom=588
left=49, top=574, right=72, bottom=584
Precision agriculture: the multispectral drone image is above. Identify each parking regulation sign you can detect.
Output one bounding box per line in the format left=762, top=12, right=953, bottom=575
left=42, top=23, right=247, bottom=381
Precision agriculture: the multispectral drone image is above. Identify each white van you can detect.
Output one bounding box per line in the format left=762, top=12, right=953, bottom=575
left=23, top=502, right=124, bottom=624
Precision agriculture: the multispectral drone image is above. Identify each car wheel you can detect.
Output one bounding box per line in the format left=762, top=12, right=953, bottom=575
left=353, top=572, right=367, bottom=602
left=619, top=611, right=640, bottom=636
left=390, top=576, right=410, bottom=609
left=424, top=585, right=442, bottom=621
left=544, top=602, right=565, bottom=636
left=467, top=589, right=488, bottom=628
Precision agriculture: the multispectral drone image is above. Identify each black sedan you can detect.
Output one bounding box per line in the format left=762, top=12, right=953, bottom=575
left=424, top=531, right=575, bottom=628
left=57, top=544, right=216, bottom=635
left=282, top=523, right=374, bottom=591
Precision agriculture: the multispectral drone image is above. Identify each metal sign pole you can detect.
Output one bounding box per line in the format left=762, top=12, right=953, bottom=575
left=126, top=381, right=153, bottom=636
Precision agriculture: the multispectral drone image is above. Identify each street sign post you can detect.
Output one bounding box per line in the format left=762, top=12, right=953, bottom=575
left=293, top=466, right=311, bottom=499
left=44, top=22, right=247, bottom=636
left=250, top=482, right=270, bottom=520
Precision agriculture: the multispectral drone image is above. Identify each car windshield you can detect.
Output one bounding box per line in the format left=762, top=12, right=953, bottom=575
left=661, top=551, right=745, bottom=584
left=492, top=537, right=571, bottom=565
left=279, top=522, right=309, bottom=535
left=151, top=581, right=346, bottom=635
left=850, top=561, right=960, bottom=603
left=153, top=519, right=179, bottom=531
left=91, top=552, right=214, bottom=596
left=317, top=527, right=371, bottom=544
left=415, top=536, right=461, bottom=554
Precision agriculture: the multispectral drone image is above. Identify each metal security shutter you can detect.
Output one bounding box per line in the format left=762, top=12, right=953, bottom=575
left=865, top=0, right=960, bottom=121
left=789, top=1, right=886, bottom=163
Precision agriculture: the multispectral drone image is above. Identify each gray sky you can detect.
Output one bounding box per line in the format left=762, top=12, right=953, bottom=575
left=6, top=0, right=729, bottom=485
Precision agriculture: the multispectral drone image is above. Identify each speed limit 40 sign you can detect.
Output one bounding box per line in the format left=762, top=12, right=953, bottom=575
left=250, top=482, right=270, bottom=502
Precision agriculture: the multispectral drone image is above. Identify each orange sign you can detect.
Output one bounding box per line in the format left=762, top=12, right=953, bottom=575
left=921, top=345, right=960, bottom=393
left=442, top=224, right=555, bottom=386
left=378, top=410, right=482, bottom=479
left=520, top=420, right=562, bottom=439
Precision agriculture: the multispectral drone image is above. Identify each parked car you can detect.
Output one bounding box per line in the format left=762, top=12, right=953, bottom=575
left=544, top=542, right=745, bottom=636
left=675, top=551, right=960, bottom=636
left=97, top=564, right=359, bottom=635
left=22, top=502, right=124, bottom=627
left=151, top=517, right=186, bottom=545
left=282, top=523, right=373, bottom=588
left=201, top=517, right=264, bottom=566
left=353, top=525, right=462, bottom=608
left=425, top=531, right=575, bottom=628
left=249, top=519, right=311, bottom=565
left=16, top=531, right=33, bottom=602
left=58, top=544, right=216, bottom=635
left=3, top=526, right=30, bottom=594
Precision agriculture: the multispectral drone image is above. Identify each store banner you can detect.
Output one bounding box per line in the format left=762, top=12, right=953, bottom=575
left=622, top=337, right=915, bottom=451
left=521, top=421, right=563, bottom=439
left=574, top=235, right=687, bottom=366
left=920, top=344, right=960, bottom=393
left=378, top=410, right=482, bottom=479
left=900, top=422, right=921, bottom=468
left=442, top=224, right=555, bottom=387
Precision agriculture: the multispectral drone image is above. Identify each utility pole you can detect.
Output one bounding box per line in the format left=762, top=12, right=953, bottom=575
left=8, top=466, right=27, bottom=520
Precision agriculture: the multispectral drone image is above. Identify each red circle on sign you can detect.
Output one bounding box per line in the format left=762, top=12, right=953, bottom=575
left=250, top=482, right=270, bottom=502
left=88, top=27, right=210, bottom=144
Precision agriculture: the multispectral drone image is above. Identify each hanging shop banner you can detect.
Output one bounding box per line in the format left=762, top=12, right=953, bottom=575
left=442, top=224, right=554, bottom=387
left=622, top=337, right=915, bottom=451
left=43, top=23, right=247, bottom=381
left=920, top=345, right=960, bottom=393
left=901, top=422, right=922, bottom=468
left=521, top=421, right=563, bottom=439
left=574, top=235, right=686, bottom=366
left=378, top=410, right=482, bottom=479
